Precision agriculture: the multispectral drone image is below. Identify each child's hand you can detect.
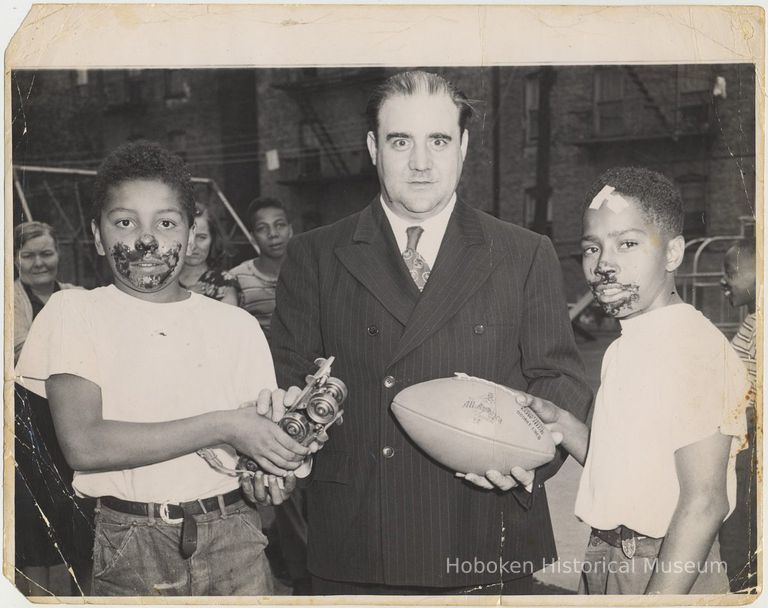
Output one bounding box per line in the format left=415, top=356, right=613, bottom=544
left=251, top=387, right=330, bottom=454
left=513, top=392, right=566, bottom=445
left=254, top=386, right=303, bottom=422
left=230, top=407, right=309, bottom=475
left=514, top=392, right=589, bottom=465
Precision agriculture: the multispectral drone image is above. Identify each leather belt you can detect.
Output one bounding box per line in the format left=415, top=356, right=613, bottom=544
left=592, top=525, right=648, bottom=559
left=100, top=488, right=243, bottom=558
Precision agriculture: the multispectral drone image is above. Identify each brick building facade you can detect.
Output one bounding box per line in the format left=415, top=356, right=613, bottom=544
left=12, top=65, right=756, bottom=302
left=254, top=64, right=756, bottom=300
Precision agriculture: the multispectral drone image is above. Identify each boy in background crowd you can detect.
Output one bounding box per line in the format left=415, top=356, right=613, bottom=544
left=229, top=197, right=293, bottom=340
left=718, top=239, right=758, bottom=592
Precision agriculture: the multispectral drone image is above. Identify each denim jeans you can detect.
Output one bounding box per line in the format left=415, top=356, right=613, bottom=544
left=578, top=530, right=728, bottom=595
left=92, top=498, right=274, bottom=596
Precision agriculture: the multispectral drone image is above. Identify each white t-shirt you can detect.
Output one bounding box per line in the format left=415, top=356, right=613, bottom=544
left=574, top=303, right=750, bottom=538
left=16, top=285, right=276, bottom=503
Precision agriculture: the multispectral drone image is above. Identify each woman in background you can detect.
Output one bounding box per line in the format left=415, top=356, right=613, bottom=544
left=179, top=204, right=240, bottom=304
left=13, top=221, right=91, bottom=596
left=14, top=222, right=79, bottom=362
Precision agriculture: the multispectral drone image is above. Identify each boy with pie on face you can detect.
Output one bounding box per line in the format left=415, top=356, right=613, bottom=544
left=15, top=141, right=316, bottom=596
left=514, top=167, right=750, bottom=595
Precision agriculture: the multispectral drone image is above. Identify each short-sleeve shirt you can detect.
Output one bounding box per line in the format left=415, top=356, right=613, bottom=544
left=228, top=259, right=278, bottom=338
left=574, top=303, right=750, bottom=538
left=16, top=285, right=276, bottom=503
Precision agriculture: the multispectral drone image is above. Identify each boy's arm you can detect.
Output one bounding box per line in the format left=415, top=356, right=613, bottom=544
left=644, top=431, right=732, bottom=595
left=46, top=373, right=309, bottom=475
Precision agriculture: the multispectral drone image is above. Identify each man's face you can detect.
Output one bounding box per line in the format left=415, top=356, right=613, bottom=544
left=367, top=92, right=468, bottom=221
left=721, top=246, right=756, bottom=308
left=252, top=207, right=293, bottom=260
left=92, top=179, right=190, bottom=302
left=581, top=196, right=683, bottom=319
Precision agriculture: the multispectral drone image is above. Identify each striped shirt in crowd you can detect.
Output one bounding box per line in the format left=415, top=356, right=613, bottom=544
left=731, top=313, right=756, bottom=406
left=228, top=259, right=278, bottom=340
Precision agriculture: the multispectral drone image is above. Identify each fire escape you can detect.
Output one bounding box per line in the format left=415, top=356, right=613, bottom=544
left=271, top=68, right=384, bottom=187
left=572, top=65, right=716, bottom=146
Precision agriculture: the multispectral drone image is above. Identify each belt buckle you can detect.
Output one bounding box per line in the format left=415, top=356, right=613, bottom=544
left=620, top=528, right=637, bottom=559
left=159, top=503, right=184, bottom=525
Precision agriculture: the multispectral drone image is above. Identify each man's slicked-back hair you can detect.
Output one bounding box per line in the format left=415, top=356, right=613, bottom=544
left=366, top=70, right=474, bottom=138
left=91, top=140, right=196, bottom=227
left=583, top=166, right=684, bottom=236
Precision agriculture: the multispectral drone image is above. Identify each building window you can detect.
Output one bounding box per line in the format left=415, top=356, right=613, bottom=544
left=102, top=71, right=128, bottom=106
left=102, top=70, right=144, bottom=107
left=167, top=130, right=188, bottom=160
left=74, top=70, right=90, bottom=98
left=165, top=70, right=190, bottom=103
left=677, top=66, right=712, bottom=132
left=678, top=177, right=707, bottom=238
left=594, top=67, right=624, bottom=137
left=524, top=73, right=540, bottom=144
left=524, top=187, right=553, bottom=237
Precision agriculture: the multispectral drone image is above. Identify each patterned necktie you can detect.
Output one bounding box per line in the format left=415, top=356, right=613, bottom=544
left=403, top=226, right=431, bottom=291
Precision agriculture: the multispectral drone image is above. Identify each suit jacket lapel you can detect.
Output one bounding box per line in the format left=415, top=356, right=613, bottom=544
left=389, top=201, right=498, bottom=366
left=335, top=201, right=418, bottom=327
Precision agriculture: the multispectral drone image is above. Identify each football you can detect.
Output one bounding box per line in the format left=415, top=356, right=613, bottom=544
left=391, top=374, right=557, bottom=475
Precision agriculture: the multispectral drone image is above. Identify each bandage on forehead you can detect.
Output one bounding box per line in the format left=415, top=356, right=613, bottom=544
left=589, top=184, right=630, bottom=213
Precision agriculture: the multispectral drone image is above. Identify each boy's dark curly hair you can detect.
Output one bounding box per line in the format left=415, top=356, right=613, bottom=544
left=91, top=140, right=196, bottom=227
left=583, top=166, right=684, bottom=236
left=245, top=196, right=289, bottom=232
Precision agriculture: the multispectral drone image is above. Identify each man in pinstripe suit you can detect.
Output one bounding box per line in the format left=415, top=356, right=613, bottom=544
left=271, top=71, right=592, bottom=595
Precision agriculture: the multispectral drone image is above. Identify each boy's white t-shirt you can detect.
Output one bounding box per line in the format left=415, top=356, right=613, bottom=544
left=574, top=303, right=750, bottom=538
left=16, top=285, right=277, bottom=503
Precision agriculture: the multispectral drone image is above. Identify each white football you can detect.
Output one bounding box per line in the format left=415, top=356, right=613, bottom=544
left=391, top=374, right=556, bottom=475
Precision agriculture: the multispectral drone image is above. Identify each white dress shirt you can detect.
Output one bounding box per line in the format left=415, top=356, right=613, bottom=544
left=379, top=194, right=457, bottom=269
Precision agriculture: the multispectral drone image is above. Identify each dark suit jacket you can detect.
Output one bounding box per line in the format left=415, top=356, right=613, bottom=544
left=272, top=199, right=592, bottom=587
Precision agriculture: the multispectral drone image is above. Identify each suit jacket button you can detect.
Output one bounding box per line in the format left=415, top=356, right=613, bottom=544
left=382, top=446, right=395, bottom=458
left=473, top=324, right=486, bottom=335
left=367, top=325, right=379, bottom=336
left=383, top=375, right=396, bottom=388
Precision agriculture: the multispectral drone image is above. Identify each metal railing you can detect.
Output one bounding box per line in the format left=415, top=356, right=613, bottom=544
left=677, top=217, right=755, bottom=332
